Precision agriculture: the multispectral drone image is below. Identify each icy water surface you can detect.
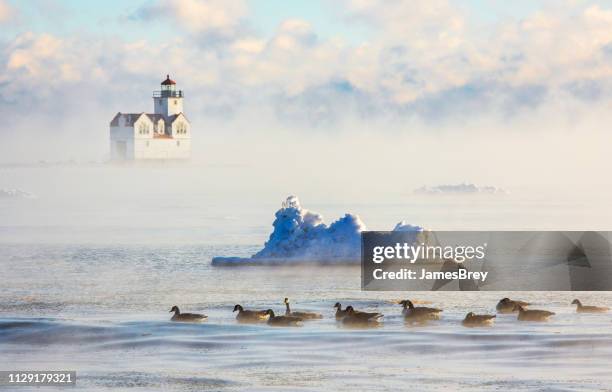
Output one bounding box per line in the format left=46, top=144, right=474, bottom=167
left=2, top=244, right=612, bottom=391
left=2, top=166, right=612, bottom=390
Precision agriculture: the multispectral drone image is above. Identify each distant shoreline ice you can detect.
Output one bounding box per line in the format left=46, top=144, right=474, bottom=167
left=414, top=183, right=506, bottom=195
left=0, top=188, right=37, bottom=200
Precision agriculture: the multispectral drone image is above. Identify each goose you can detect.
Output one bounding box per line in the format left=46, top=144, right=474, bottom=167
left=169, top=306, right=207, bottom=322
left=334, top=302, right=349, bottom=320
left=514, top=304, right=555, bottom=321
left=233, top=304, right=269, bottom=322
left=284, top=298, right=323, bottom=319
left=496, top=298, right=530, bottom=313
left=341, top=306, right=383, bottom=325
left=399, top=300, right=442, bottom=323
left=571, top=299, right=609, bottom=313
left=265, top=309, right=302, bottom=326
left=462, top=312, right=496, bottom=327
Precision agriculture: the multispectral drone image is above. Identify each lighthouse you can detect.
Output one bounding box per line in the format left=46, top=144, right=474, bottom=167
left=154, top=75, right=183, bottom=117
left=109, top=75, right=191, bottom=160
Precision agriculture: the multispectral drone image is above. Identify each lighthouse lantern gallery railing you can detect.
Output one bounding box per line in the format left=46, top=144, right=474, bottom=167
left=152, top=90, right=184, bottom=98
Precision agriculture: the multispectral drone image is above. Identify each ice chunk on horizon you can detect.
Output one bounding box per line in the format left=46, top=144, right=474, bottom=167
left=0, top=188, right=37, bottom=200
left=393, top=221, right=423, bottom=232
left=414, top=183, right=506, bottom=195
left=211, top=196, right=423, bottom=266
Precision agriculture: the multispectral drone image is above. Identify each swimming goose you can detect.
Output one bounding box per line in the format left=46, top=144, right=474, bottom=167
left=496, top=298, right=530, bottom=313
left=571, top=299, right=609, bottom=313
left=284, top=298, right=323, bottom=319
left=462, top=312, right=496, bottom=327
left=400, top=300, right=442, bottom=323
left=265, top=309, right=302, bottom=326
left=169, top=306, right=207, bottom=322
left=233, top=304, right=269, bottom=322
left=341, top=306, right=383, bottom=325
left=334, top=302, right=349, bottom=320
left=514, top=305, right=555, bottom=321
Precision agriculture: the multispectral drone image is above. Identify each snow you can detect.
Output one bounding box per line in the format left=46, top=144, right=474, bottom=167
left=212, top=196, right=423, bottom=265
left=393, top=221, right=423, bottom=232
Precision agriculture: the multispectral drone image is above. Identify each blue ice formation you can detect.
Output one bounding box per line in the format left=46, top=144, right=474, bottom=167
left=211, top=196, right=422, bottom=265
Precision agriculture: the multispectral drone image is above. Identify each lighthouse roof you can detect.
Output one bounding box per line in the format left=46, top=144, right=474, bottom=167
left=168, top=112, right=190, bottom=123
left=146, top=113, right=164, bottom=123
left=110, top=112, right=188, bottom=127
left=161, top=74, right=176, bottom=85
left=110, top=112, right=145, bottom=126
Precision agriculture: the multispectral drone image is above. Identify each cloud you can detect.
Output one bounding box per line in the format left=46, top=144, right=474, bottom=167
left=6, top=33, right=65, bottom=78
left=132, top=0, right=247, bottom=43
left=0, top=0, right=15, bottom=23
left=2, top=0, right=612, bottom=146
left=343, top=0, right=466, bottom=47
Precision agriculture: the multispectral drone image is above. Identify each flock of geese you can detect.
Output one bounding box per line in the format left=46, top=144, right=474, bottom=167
left=169, top=297, right=609, bottom=327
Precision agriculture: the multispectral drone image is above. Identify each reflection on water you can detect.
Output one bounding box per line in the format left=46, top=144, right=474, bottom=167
left=2, top=244, right=612, bottom=391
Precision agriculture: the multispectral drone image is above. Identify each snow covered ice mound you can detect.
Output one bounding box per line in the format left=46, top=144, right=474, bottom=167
left=211, top=196, right=423, bottom=265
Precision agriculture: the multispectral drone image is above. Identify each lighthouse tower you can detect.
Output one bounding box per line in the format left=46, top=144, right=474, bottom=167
left=109, top=75, right=191, bottom=160
left=154, top=75, right=183, bottom=117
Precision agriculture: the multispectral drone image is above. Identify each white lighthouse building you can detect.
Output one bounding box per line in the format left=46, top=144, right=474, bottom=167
left=109, top=75, right=191, bottom=160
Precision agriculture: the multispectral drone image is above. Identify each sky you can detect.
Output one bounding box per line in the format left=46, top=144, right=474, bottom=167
left=1, top=0, right=612, bottom=193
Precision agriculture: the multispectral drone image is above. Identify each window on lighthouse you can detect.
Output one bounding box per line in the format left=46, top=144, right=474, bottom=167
left=138, top=123, right=150, bottom=135
left=176, top=122, right=187, bottom=134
